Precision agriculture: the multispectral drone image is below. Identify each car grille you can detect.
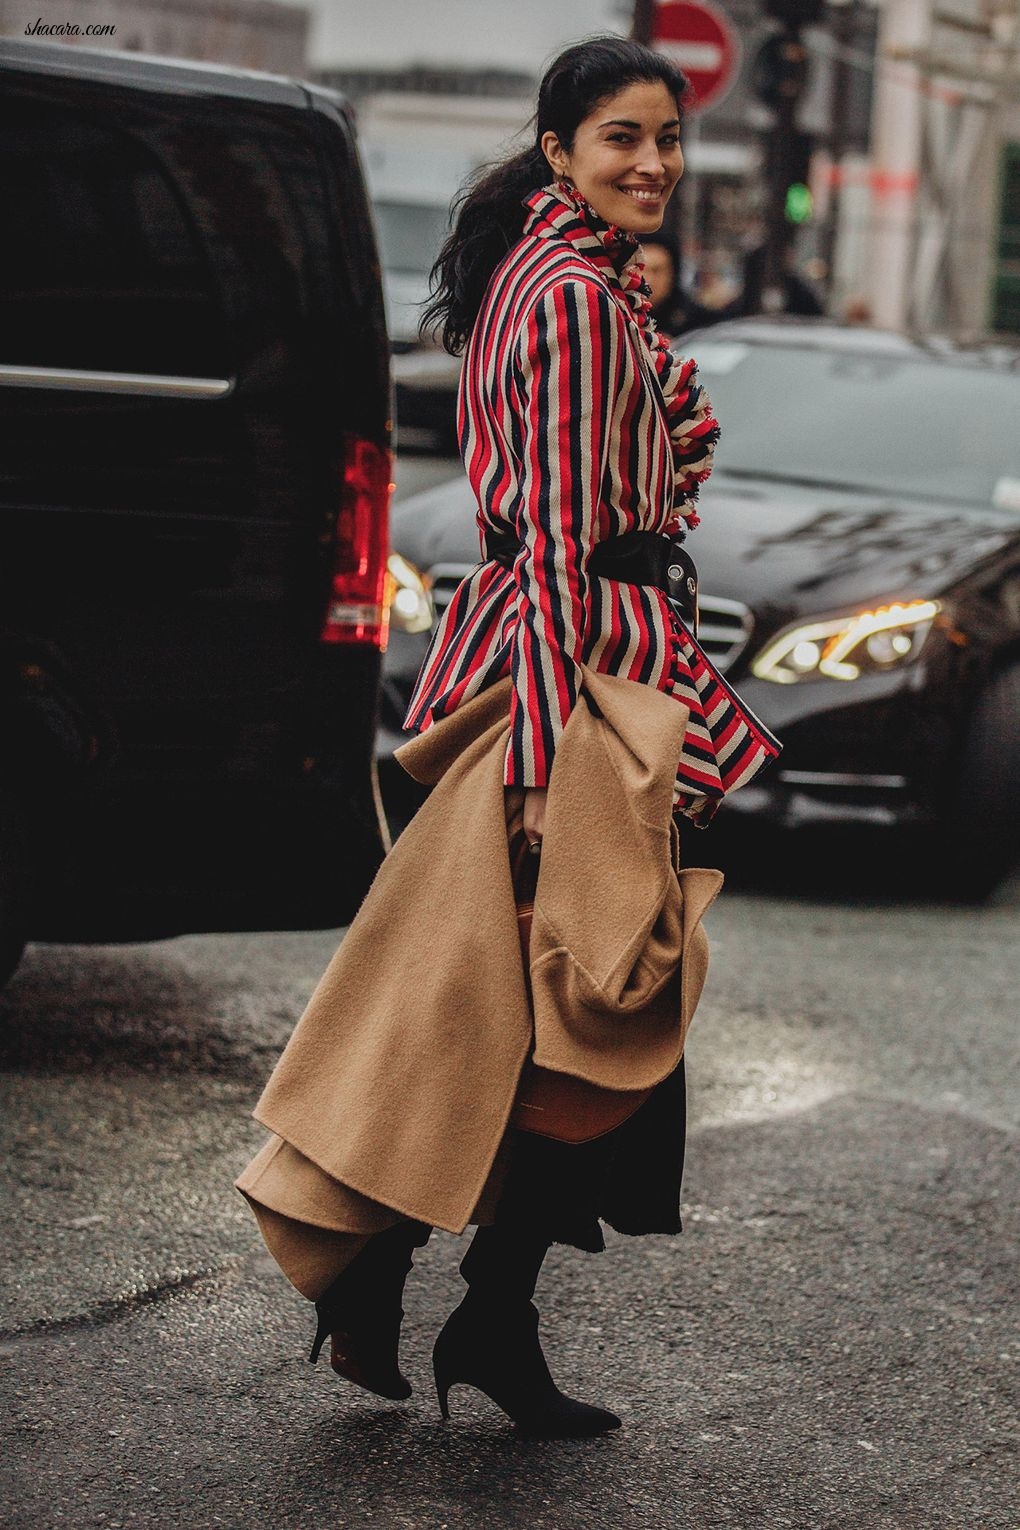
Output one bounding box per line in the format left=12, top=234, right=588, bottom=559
left=695, top=596, right=755, bottom=672
left=428, top=565, right=754, bottom=675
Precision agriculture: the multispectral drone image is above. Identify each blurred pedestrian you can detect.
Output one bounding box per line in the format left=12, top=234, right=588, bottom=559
left=640, top=231, right=736, bottom=340
left=738, top=239, right=825, bottom=318
left=238, top=35, right=780, bottom=1440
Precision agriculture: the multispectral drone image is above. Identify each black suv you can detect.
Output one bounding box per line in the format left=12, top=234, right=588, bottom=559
left=0, top=40, right=393, bottom=983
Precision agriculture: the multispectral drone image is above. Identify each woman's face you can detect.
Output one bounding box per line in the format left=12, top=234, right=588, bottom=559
left=541, top=80, right=684, bottom=235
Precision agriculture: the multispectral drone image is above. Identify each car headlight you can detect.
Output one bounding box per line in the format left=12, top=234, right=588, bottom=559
left=751, top=599, right=940, bottom=684
left=385, top=552, right=434, bottom=634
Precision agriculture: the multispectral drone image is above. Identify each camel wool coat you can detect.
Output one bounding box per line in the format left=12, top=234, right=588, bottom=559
left=237, top=664, right=722, bottom=1262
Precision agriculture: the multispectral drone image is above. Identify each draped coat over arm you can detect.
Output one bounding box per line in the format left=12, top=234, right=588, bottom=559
left=237, top=668, right=722, bottom=1279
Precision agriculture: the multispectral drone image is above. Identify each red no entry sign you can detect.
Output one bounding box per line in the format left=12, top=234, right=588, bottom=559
left=652, top=0, right=741, bottom=115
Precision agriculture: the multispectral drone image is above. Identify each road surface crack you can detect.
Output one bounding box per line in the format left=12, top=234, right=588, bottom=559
left=0, top=1258, right=243, bottom=1345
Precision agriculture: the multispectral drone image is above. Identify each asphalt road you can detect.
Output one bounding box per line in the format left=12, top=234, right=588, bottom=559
left=1, top=453, right=1017, bottom=1529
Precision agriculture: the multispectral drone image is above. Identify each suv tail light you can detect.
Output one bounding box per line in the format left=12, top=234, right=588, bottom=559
left=320, top=434, right=394, bottom=648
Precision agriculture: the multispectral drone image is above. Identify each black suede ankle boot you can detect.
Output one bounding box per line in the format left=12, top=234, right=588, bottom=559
left=432, top=1223, right=621, bottom=1437
left=310, top=1219, right=431, bottom=1400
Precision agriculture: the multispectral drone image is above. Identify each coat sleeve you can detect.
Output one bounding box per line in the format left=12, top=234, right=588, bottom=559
left=504, top=277, right=628, bottom=788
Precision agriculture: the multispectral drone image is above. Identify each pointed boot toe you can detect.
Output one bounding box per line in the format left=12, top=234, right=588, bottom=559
left=514, top=1397, right=622, bottom=1439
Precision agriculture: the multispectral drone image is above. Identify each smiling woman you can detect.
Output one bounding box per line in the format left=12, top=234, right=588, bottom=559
left=240, top=34, right=780, bottom=1445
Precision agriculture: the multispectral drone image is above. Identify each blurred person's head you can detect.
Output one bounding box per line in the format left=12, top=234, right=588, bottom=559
left=639, top=234, right=681, bottom=309
left=422, top=36, right=688, bottom=353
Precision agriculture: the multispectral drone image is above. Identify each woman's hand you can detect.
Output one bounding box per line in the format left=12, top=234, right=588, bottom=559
left=523, top=787, right=547, bottom=851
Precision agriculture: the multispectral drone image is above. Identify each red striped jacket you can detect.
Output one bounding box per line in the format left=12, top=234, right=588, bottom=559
left=404, top=185, right=780, bottom=822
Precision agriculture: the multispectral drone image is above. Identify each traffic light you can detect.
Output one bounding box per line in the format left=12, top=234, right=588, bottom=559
left=755, top=0, right=823, bottom=108
left=785, top=182, right=813, bottom=223
left=752, top=32, right=809, bottom=109
left=755, top=0, right=820, bottom=309
left=763, top=127, right=815, bottom=223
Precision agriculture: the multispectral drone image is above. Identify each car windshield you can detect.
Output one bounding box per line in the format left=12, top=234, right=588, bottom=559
left=688, top=340, right=1020, bottom=509
left=373, top=201, right=452, bottom=277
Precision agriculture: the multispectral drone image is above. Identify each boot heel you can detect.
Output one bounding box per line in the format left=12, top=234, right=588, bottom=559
left=308, top=1312, right=330, bottom=1366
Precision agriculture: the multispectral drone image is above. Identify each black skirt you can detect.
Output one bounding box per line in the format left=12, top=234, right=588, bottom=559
left=491, top=1057, right=687, bottom=1252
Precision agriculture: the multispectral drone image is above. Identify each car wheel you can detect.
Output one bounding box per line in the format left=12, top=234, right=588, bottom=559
left=945, top=662, right=1020, bottom=900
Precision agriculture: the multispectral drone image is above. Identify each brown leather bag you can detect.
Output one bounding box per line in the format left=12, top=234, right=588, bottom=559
left=508, top=828, right=653, bottom=1143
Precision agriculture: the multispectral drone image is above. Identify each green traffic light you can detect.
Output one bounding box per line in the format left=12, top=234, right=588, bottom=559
left=785, top=182, right=813, bottom=223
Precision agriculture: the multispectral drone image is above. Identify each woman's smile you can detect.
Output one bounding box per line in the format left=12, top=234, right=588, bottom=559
left=617, top=185, right=663, bottom=200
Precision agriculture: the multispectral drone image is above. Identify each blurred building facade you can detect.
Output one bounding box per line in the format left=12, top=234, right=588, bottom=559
left=861, top=0, right=1020, bottom=336
left=297, top=0, right=1020, bottom=339
left=3, top=0, right=1017, bottom=337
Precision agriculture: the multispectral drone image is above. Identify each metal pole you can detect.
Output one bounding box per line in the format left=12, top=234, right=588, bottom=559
left=632, top=0, right=656, bottom=46
left=863, top=0, right=930, bottom=330
left=761, top=35, right=804, bottom=310
left=819, top=0, right=855, bottom=304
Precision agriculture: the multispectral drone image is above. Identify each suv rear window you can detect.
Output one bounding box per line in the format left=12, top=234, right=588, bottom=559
left=1, top=95, right=229, bottom=378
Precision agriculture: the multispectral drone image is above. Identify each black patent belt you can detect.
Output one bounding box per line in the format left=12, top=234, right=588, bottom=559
left=484, top=525, right=699, bottom=631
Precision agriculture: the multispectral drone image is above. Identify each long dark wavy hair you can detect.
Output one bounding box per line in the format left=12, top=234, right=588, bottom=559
left=420, top=36, right=689, bottom=355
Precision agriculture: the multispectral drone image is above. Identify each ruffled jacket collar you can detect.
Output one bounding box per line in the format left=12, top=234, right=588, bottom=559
left=523, top=182, right=720, bottom=527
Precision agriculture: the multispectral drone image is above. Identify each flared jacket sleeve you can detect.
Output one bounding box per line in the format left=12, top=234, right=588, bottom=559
left=504, top=277, right=628, bottom=788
